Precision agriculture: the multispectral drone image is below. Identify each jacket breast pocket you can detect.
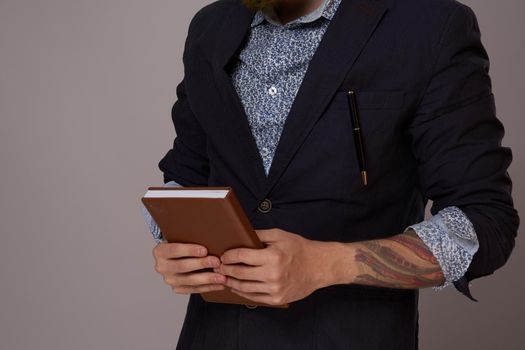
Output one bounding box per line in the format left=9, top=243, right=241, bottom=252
left=312, top=89, right=407, bottom=187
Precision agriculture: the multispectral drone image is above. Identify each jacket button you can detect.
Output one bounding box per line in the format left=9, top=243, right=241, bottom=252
left=257, top=198, right=272, bottom=213
left=244, top=304, right=258, bottom=309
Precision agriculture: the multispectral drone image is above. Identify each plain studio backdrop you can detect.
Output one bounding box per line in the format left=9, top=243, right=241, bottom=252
left=0, top=0, right=523, bottom=349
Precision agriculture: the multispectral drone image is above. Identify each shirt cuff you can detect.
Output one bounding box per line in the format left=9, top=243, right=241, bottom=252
left=403, top=206, right=479, bottom=301
left=140, top=180, right=183, bottom=244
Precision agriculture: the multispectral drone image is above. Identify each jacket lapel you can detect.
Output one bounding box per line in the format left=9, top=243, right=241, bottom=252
left=211, top=0, right=389, bottom=200
left=211, top=5, right=266, bottom=198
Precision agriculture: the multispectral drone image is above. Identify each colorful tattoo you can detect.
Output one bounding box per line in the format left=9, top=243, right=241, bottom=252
left=352, top=231, right=445, bottom=289
left=389, top=229, right=439, bottom=264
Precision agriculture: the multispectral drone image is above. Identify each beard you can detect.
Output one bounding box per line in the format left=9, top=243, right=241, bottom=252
left=241, top=0, right=282, bottom=11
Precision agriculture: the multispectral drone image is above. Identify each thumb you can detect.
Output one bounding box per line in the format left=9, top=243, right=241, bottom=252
left=255, top=229, right=281, bottom=244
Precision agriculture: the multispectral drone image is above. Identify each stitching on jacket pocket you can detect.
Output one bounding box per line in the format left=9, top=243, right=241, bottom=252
left=331, top=90, right=405, bottom=110
left=353, top=90, right=405, bottom=109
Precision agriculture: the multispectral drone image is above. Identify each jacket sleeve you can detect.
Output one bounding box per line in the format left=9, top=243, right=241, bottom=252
left=158, top=9, right=210, bottom=186
left=405, top=3, right=520, bottom=300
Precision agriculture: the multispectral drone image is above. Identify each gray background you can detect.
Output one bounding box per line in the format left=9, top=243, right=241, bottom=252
left=0, top=0, right=523, bottom=349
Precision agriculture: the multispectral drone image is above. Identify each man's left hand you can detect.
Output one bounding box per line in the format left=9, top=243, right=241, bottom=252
left=216, top=228, right=345, bottom=306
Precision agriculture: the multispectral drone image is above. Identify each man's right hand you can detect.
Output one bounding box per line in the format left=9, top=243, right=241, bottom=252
left=152, top=241, right=226, bottom=294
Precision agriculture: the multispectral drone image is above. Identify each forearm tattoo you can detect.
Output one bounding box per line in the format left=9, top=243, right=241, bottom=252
left=352, top=229, right=445, bottom=289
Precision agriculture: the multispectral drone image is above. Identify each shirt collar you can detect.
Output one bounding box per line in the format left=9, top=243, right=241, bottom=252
left=250, top=0, right=340, bottom=28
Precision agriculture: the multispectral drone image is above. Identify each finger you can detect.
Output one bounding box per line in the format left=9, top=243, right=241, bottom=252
left=158, top=242, right=208, bottom=259
left=220, top=247, right=267, bottom=265
left=224, top=276, right=269, bottom=293
left=173, top=283, right=226, bottom=294
left=219, top=264, right=266, bottom=281
left=176, top=271, right=227, bottom=286
left=163, top=256, right=221, bottom=274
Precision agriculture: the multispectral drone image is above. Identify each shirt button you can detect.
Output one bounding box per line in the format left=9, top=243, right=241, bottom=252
left=268, top=85, right=278, bottom=96
left=244, top=304, right=258, bottom=309
left=258, top=198, right=272, bottom=213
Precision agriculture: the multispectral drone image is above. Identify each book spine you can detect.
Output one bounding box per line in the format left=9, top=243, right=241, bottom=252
left=225, top=189, right=265, bottom=249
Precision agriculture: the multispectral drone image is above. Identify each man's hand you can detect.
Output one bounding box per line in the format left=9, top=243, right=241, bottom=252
left=217, top=228, right=342, bottom=306
left=152, top=241, right=227, bottom=294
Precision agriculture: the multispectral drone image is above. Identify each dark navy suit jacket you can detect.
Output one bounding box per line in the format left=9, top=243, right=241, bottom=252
left=157, top=0, right=520, bottom=348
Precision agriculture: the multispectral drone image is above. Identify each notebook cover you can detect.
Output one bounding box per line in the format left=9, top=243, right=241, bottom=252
left=141, top=186, right=289, bottom=308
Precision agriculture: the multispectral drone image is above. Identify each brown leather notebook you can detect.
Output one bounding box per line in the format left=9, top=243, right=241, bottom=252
left=141, top=186, right=289, bottom=308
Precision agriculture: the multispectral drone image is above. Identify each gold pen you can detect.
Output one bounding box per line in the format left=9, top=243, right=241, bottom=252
left=346, top=90, right=368, bottom=186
